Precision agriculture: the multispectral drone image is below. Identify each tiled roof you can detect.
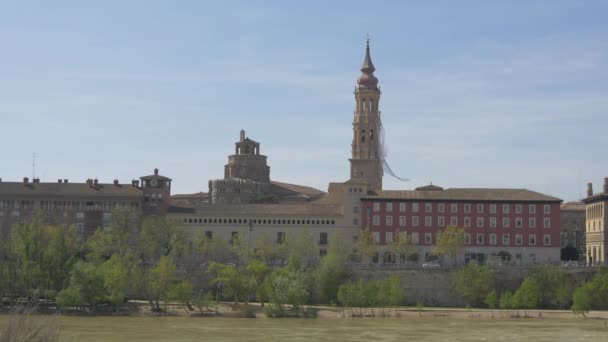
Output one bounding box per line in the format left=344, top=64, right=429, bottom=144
left=364, top=188, right=561, bottom=202
left=560, top=202, right=585, bottom=211
left=0, top=182, right=143, bottom=198
left=270, top=181, right=326, bottom=199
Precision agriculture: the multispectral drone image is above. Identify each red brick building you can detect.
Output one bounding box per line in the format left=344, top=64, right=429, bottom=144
left=360, top=184, right=562, bottom=265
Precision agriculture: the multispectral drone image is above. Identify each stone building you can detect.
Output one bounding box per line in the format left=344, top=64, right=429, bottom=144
left=559, top=202, right=586, bottom=259
left=0, top=168, right=171, bottom=236
left=582, top=179, right=608, bottom=265
left=170, top=41, right=563, bottom=265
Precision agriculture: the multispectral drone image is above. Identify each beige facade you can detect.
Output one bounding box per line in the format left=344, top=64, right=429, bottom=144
left=583, top=179, right=608, bottom=264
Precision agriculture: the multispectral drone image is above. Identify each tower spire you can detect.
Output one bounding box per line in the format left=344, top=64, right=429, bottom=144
left=357, top=39, right=378, bottom=90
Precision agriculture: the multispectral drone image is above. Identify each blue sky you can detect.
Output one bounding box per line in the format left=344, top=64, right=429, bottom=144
left=1, top=1, right=607, bottom=201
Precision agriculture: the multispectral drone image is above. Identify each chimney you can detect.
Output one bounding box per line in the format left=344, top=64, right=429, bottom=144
left=58, top=179, right=62, bottom=183
left=23, top=177, right=29, bottom=184
left=64, top=179, right=68, bottom=183
left=33, top=178, right=40, bottom=183
left=94, top=178, right=99, bottom=185
left=587, top=183, right=593, bottom=197
left=154, top=168, right=159, bottom=176
left=113, top=179, right=119, bottom=185
left=86, top=178, right=93, bottom=187
left=604, top=177, right=608, bottom=194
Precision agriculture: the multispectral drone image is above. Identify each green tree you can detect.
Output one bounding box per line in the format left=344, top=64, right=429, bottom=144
left=166, top=281, right=194, bottom=311
left=387, top=229, right=416, bottom=263
left=499, top=291, right=514, bottom=309
left=99, top=255, right=130, bottom=306
left=451, top=264, right=494, bottom=307
left=484, top=290, right=498, bottom=309
left=433, top=226, right=465, bottom=266
left=56, top=261, right=105, bottom=309
left=247, top=259, right=271, bottom=305
left=355, top=227, right=376, bottom=262
left=511, top=278, right=541, bottom=309
left=208, top=262, right=248, bottom=308
left=146, top=256, right=177, bottom=311
left=525, top=265, right=569, bottom=308
left=571, top=285, right=592, bottom=318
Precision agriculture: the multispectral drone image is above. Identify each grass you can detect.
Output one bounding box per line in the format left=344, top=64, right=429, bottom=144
left=0, top=304, right=60, bottom=342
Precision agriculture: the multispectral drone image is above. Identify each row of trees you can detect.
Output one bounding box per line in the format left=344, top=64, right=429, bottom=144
left=450, top=262, right=608, bottom=316
left=337, top=276, right=403, bottom=317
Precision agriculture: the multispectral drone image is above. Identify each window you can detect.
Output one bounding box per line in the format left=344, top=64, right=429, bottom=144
left=451, top=203, right=458, bottom=213
left=490, top=234, right=497, bottom=245
left=503, top=218, right=510, bottom=228
left=424, top=216, right=432, bottom=227
left=490, top=217, right=497, bottom=228
left=205, top=231, right=213, bottom=240
left=438, top=216, right=445, bottom=227
left=529, top=204, right=536, bottom=214
left=373, top=215, right=380, bottom=226
left=515, top=234, right=522, bottom=246
left=353, top=218, right=359, bottom=225
left=76, top=223, right=84, bottom=234
left=464, top=204, right=471, bottom=213
left=412, top=216, right=419, bottom=226
left=361, top=129, right=366, bottom=142
left=477, top=204, right=484, bottom=213
left=319, top=232, right=328, bottom=245
left=477, top=217, right=484, bottom=228
left=528, top=234, right=536, bottom=246
left=502, top=234, right=510, bottom=245
left=399, top=216, right=406, bottom=227
left=490, top=204, right=497, bottom=214
left=386, top=232, right=393, bottom=243
left=543, top=218, right=550, bottom=229
left=320, top=249, right=327, bottom=258
left=386, top=202, right=393, bottom=212
left=412, top=232, right=419, bottom=244
left=464, top=233, right=471, bottom=244
left=399, top=203, right=406, bottom=212
left=353, top=206, right=359, bottom=213
left=372, top=232, right=380, bottom=243
left=529, top=218, right=536, bottom=228
left=412, top=203, right=419, bottom=212
left=76, top=212, right=84, bottom=220
left=425, top=233, right=432, bottom=244
left=231, top=231, right=240, bottom=244
left=503, top=204, right=510, bottom=214
left=464, top=217, right=471, bottom=227
left=544, top=205, right=551, bottom=214
left=516, top=204, right=522, bottom=214
left=438, top=203, right=445, bottom=213
left=543, top=234, right=551, bottom=246
left=386, top=216, right=393, bottom=226
left=277, top=232, right=285, bottom=244
left=450, top=216, right=458, bottom=227
left=515, top=217, right=523, bottom=228
left=477, top=234, right=484, bottom=245
left=373, top=202, right=380, bottom=212
left=425, top=203, right=432, bottom=213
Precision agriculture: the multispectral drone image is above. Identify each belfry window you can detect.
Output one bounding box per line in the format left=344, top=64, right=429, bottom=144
left=370, top=99, right=374, bottom=112
left=370, top=129, right=374, bottom=141
left=361, top=99, right=366, bottom=112
left=361, top=129, right=365, bottom=142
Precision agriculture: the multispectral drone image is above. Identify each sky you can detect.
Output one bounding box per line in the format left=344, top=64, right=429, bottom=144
left=1, top=1, right=607, bottom=202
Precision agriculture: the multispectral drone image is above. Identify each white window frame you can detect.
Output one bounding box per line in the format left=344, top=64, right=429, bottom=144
left=450, top=216, right=458, bottom=227
left=529, top=204, right=536, bottom=214
left=412, top=232, right=420, bottom=244
left=529, top=217, right=536, bottom=228
left=515, top=234, right=523, bottom=246
left=464, top=217, right=471, bottom=227
left=477, top=217, right=484, bottom=228
left=490, top=204, right=497, bottom=214
left=412, top=216, right=419, bottom=226
left=490, top=217, right=497, bottom=228
left=424, top=216, right=432, bottom=227
left=477, top=203, right=484, bottom=213
left=412, top=203, right=419, bottom=212
left=386, top=202, right=393, bottom=212
left=425, top=232, right=432, bottom=244
left=502, top=234, right=510, bottom=245
left=373, top=215, right=380, bottom=226
left=503, top=217, right=510, bottom=228
left=503, top=204, right=510, bottom=214
left=386, top=216, right=393, bottom=226
left=438, top=203, right=445, bottom=213
left=529, top=234, right=536, bottom=246
left=399, top=203, right=406, bottom=212
left=544, top=204, right=551, bottom=214
left=451, top=203, right=458, bottom=213
left=425, top=203, right=432, bottom=213
left=543, top=218, right=550, bottom=229
left=490, top=234, right=497, bottom=245
left=464, top=233, right=471, bottom=245
left=464, top=204, right=471, bottom=213
left=373, top=202, right=380, bottom=212
left=438, top=216, right=445, bottom=227
left=477, top=234, right=484, bottom=245
left=543, top=234, right=551, bottom=246
left=515, top=217, right=523, bottom=228
left=399, top=216, right=406, bottom=227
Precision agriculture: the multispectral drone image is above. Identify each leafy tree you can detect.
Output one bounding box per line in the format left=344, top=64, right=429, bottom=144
left=269, top=270, right=310, bottom=314
left=451, top=264, right=494, bottom=306
left=387, top=230, right=416, bottom=263
left=571, top=284, right=592, bottom=318
left=146, top=256, right=177, bottom=311
left=499, top=291, right=514, bottom=309
left=314, top=234, right=349, bottom=303
left=355, top=227, right=376, bottom=262
left=526, top=265, right=569, bottom=308
left=166, top=281, right=193, bottom=311
left=511, top=278, right=541, bottom=309
left=99, top=255, right=130, bottom=306
left=484, top=290, right=498, bottom=309
left=195, top=232, right=233, bottom=264
left=247, top=259, right=270, bottom=305
left=286, top=230, right=317, bottom=267
left=433, top=226, right=465, bottom=266
left=56, top=261, right=105, bottom=309
left=208, top=262, right=248, bottom=308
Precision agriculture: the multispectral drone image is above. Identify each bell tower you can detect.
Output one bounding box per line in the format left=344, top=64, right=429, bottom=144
left=349, top=40, right=383, bottom=191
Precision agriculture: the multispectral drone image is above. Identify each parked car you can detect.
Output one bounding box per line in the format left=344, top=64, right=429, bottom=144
left=422, top=262, right=441, bottom=268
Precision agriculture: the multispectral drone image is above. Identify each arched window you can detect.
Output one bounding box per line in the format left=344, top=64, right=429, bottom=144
left=362, top=99, right=366, bottom=112
left=361, top=129, right=366, bottom=143
left=370, top=99, right=374, bottom=112
left=370, top=129, right=374, bottom=141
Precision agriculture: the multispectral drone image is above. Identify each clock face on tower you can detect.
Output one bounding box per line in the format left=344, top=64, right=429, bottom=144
left=150, top=179, right=158, bottom=187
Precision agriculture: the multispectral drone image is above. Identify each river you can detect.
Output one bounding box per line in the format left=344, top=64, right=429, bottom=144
left=1, top=315, right=607, bottom=341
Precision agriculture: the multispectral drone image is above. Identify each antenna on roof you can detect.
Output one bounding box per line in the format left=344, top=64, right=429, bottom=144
left=32, top=152, right=37, bottom=180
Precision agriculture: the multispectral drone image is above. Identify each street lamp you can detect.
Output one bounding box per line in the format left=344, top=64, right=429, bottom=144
left=247, top=219, right=253, bottom=253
